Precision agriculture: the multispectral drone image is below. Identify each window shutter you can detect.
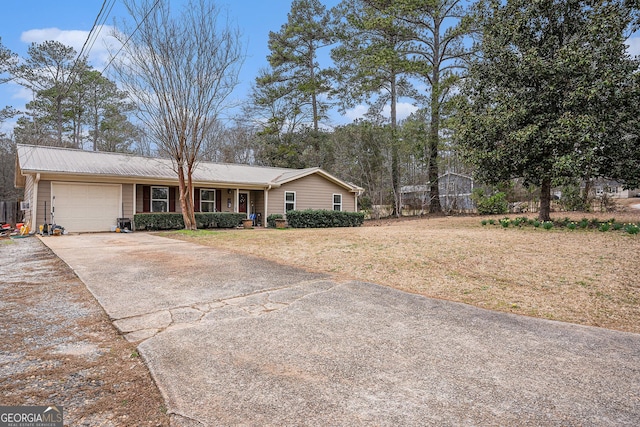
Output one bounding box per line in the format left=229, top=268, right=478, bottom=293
left=216, top=189, right=222, bottom=212
left=169, top=187, right=176, bottom=212
left=143, top=186, right=150, bottom=212
left=194, top=188, right=201, bottom=212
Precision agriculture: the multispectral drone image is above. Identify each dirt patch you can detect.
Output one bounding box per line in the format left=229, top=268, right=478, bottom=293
left=163, top=205, right=640, bottom=334
left=0, top=237, right=169, bottom=426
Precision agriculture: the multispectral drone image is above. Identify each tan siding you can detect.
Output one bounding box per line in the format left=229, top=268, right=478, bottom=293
left=122, top=184, right=133, bottom=218
left=135, top=184, right=143, bottom=213
left=221, top=189, right=234, bottom=213
left=268, top=174, right=356, bottom=215
left=23, top=175, right=35, bottom=226
left=251, top=190, right=265, bottom=222
left=36, top=180, right=51, bottom=226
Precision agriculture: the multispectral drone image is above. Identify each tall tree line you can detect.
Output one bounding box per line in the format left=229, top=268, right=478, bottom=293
left=251, top=0, right=475, bottom=215
left=4, top=40, right=139, bottom=152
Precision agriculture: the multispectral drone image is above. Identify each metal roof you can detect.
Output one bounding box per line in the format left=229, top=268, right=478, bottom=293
left=16, top=144, right=361, bottom=191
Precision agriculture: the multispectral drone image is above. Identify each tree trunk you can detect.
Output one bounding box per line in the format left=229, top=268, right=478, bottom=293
left=56, top=96, right=63, bottom=146
left=428, top=20, right=442, bottom=214
left=186, top=168, right=197, bottom=229
left=177, top=163, right=195, bottom=230
left=309, top=45, right=319, bottom=132
left=390, top=74, right=401, bottom=218
left=539, top=177, right=552, bottom=221
left=427, top=112, right=441, bottom=214
left=582, top=177, right=591, bottom=211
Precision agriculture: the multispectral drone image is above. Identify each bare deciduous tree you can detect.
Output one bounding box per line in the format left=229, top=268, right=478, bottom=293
left=113, top=0, right=244, bottom=229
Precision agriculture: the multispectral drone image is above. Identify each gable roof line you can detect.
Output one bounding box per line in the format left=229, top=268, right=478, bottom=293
left=16, top=144, right=363, bottom=192
left=272, top=167, right=364, bottom=193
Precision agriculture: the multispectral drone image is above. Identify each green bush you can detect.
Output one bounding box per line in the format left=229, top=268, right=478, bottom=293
left=542, top=221, right=554, bottom=230
left=134, top=213, right=184, bottom=230
left=205, top=213, right=246, bottom=228
left=134, top=212, right=244, bottom=230
left=285, top=210, right=365, bottom=228
left=266, top=214, right=284, bottom=228
left=559, top=183, right=589, bottom=211
left=472, top=189, right=509, bottom=215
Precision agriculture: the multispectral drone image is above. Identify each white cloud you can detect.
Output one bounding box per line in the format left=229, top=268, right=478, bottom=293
left=20, top=26, right=119, bottom=70
left=344, top=105, right=368, bottom=122
left=627, top=37, right=640, bottom=57
left=10, top=84, right=33, bottom=102
left=383, top=102, right=419, bottom=121
left=341, top=102, right=419, bottom=124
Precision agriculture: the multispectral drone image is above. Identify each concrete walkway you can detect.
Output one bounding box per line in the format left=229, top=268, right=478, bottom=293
left=42, top=233, right=640, bottom=426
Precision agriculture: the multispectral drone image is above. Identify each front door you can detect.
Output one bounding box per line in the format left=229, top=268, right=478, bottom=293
left=239, top=192, right=248, bottom=214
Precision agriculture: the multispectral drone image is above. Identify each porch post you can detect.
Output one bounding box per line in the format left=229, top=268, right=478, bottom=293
left=132, top=183, right=137, bottom=216
left=263, top=186, right=269, bottom=227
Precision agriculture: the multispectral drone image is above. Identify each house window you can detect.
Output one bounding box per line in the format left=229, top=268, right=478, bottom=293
left=333, top=194, right=342, bottom=211
left=285, top=191, right=296, bottom=212
left=151, top=186, right=169, bottom=212
left=200, top=189, right=216, bottom=212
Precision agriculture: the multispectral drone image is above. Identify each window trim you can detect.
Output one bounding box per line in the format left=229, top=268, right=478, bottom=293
left=200, top=188, right=217, bottom=212
left=151, top=186, right=169, bottom=212
left=333, top=193, right=342, bottom=211
left=284, top=191, right=296, bottom=213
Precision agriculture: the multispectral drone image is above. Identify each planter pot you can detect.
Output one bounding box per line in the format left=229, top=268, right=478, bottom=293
left=275, top=218, right=287, bottom=229
left=242, top=219, right=254, bottom=229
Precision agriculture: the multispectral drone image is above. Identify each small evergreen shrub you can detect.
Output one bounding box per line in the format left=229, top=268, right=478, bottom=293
left=134, top=213, right=184, bottom=230
left=285, top=210, right=365, bottom=228
left=542, top=221, right=554, bottom=230
left=472, top=190, right=509, bottom=215
left=134, top=212, right=245, bottom=230
left=267, top=214, right=284, bottom=228
left=625, top=224, right=640, bottom=235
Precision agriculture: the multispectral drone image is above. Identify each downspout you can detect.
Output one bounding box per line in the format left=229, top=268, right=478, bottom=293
left=32, top=173, right=40, bottom=228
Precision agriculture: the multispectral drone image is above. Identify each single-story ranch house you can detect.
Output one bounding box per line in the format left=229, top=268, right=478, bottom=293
left=15, top=144, right=364, bottom=232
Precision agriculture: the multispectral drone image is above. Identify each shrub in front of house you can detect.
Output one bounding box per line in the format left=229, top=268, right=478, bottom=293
left=267, top=214, right=284, bottom=228
left=285, top=209, right=365, bottom=228
left=134, top=212, right=245, bottom=230
left=204, top=213, right=246, bottom=228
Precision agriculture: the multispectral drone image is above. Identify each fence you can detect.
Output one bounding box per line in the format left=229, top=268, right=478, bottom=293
left=0, top=200, right=20, bottom=225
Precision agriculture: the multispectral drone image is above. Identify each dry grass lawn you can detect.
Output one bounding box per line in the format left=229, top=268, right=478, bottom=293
left=163, top=202, right=640, bottom=334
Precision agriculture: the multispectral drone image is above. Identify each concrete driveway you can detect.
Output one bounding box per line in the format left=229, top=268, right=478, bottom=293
left=42, top=233, right=640, bottom=426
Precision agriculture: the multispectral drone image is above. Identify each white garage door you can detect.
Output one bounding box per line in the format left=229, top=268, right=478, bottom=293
left=51, top=183, right=121, bottom=232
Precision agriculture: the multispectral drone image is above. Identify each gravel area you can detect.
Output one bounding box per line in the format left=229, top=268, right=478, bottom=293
left=0, top=236, right=169, bottom=426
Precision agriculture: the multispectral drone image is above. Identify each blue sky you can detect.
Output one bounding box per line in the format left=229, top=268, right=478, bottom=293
left=1, top=1, right=638, bottom=135
left=0, top=0, right=381, bottom=134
